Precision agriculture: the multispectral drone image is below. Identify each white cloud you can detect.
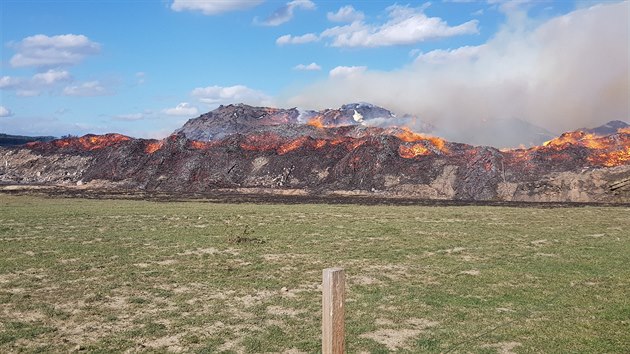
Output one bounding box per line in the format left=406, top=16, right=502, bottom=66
left=327, top=5, right=364, bottom=23
left=287, top=2, right=629, bottom=137
left=257, top=0, right=315, bottom=26
left=62, top=81, right=109, bottom=96
left=171, top=0, right=263, bottom=15
left=163, top=102, right=199, bottom=116
left=0, top=106, right=13, bottom=117
left=191, top=85, right=271, bottom=106
left=276, top=33, right=318, bottom=45
left=32, top=69, right=72, bottom=84
left=329, top=66, right=367, bottom=78
left=0, top=76, right=23, bottom=89
left=2, top=70, right=71, bottom=96
left=320, top=5, right=479, bottom=47
left=9, top=34, right=100, bottom=68
left=293, top=62, right=321, bottom=71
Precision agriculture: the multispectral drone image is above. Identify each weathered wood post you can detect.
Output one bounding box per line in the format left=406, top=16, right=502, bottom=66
left=322, top=267, right=345, bottom=354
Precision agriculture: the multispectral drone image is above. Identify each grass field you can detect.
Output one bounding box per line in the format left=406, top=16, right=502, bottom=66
left=0, top=195, right=629, bottom=353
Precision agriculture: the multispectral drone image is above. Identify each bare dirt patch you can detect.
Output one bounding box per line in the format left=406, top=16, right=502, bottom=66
left=360, top=318, right=438, bottom=350
left=482, top=341, right=522, bottom=354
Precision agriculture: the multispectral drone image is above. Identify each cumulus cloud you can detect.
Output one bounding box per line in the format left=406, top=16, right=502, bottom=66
left=286, top=2, right=629, bottom=139
left=0, top=76, right=23, bottom=89
left=62, top=81, right=109, bottom=96
left=171, top=0, right=263, bottom=15
left=329, top=66, right=367, bottom=78
left=276, top=33, right=318, bottom=45
left=293, top=62, right=321, bottom=71
left=191, top=85, right=272, bottom=106
left=0, top=106, right=13, bottom=117
left=9, top=34, right=100, bottom=68
left=280, top=4, right=478, bottom=48
left=256, top=0, right=315, bottom=26
left=32, top=69, right=72, bottom=84
left=163, top=102, right=199, bottom=116
left=327, top=5, right=364, bottom=23
left=1, top=69, right=72, bottom=96
left=321, top=4, right=479, bottom=47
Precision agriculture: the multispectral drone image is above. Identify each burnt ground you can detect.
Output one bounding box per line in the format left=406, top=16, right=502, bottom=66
left=2, top=184, right=628, bottom=208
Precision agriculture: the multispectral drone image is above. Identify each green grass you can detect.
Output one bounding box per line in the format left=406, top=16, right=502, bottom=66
left=0, top=195, right=628, bottom=353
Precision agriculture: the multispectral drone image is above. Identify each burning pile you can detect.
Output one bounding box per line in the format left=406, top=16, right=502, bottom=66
left=2, top=103, right=629, bottom=202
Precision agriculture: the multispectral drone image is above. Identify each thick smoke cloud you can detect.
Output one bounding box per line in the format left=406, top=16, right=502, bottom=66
left=285, top=2, right=629, bottom=144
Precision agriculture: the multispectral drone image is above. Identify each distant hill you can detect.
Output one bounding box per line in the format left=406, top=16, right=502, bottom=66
left=0, top=133, right=56, bottom=146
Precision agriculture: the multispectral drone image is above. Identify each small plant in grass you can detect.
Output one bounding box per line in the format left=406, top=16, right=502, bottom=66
left=226, top=224, right=265, bottom=244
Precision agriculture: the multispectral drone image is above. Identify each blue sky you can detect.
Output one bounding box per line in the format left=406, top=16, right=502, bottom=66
left=0, top=0, right=627, bottom=139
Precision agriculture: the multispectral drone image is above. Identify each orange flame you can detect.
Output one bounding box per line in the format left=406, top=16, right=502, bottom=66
left=145, top=140, right=164, bottom=154
left=307, top=116, right=324, bottom=129
left=398, top=144, right=430, bottom=158
left=542, top=131, right=609, bottom=149
left=588, top=147, right=630, bottom=167
left=619, top=127, right=630, bottom=134
left=397, top=127, right=448, bottom=152
left=396, top=127, right=449, bottom=158
left=278, top=136, right=309, bottom=155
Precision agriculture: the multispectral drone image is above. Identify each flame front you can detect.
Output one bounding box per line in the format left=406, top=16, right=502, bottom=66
left=396, top=127, right=449, bottom=158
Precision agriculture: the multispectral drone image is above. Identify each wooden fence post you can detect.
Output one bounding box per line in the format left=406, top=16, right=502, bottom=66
left=322, top=267, right=345, bottom=354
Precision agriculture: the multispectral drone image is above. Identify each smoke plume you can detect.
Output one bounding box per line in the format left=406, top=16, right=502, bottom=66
left=284, top=2, right=629, bottom=145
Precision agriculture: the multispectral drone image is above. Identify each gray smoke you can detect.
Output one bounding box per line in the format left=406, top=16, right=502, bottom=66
left=283, top=2, right=629, bottom=145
